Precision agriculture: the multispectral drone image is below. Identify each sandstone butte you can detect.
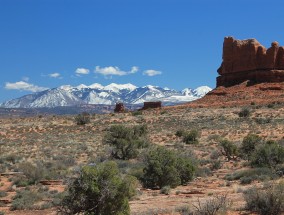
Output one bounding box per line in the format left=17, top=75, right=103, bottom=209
left=174, top=37, right=284, bottom=108
left=217, top=36, right=284, bottom=87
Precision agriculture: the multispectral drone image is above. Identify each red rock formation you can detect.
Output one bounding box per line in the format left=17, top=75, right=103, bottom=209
left=142, top=101, right=162, bottom=110
left=114, top=103, right=125, bottom=113
left=217, top=37, right=284, bottom=87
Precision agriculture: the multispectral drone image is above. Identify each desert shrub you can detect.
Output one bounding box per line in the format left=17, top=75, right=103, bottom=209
left=175, top=205, right=192, bottom=215
left=4, top=154, right=20, bottom=164
left=210, top=150, right=220, bottom=160
left=238, top=107, right=250, bottom=118
left=160, top=186, right=171, bottom=195
left=193, top=194, right=230, bottom=215
left=103, top=125, right=149, bottom=160
left=219, top=139, right=238, bottom=160
left=17, top=162, right=47, bottom=185
left=240, top=134, right=262, bottom=160
left=59, top=161, right=137, bottom=215
left=225, top=167, right=277, bottom=182
left=141, top=147, right=195, bottom=189
left=175, top=129, right=186, bottom=137
left=182, top=129, right=200, bottom=144
left=11, top=189, right=42, bottom=210
left=195, top=167, right=213, bottom=177
left=132, top=110, right=142, bottom=116
left=0, top=191, right=7, bottom=197
left=250, top=141, right=284, bottom=169
left=244, top=182, right=284, bottom=215
left=210, top=160, right=222, bottom=171
left=74, top=112, right=90, bottom=125
left=240, top=176, right=253, bottom=185
left=255, top=117, right=271, bottom=124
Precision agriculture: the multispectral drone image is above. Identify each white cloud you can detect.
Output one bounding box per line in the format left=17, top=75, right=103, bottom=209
left=129, top=66, right=139, bottom=74
left=5, top=81, right=49, bottom=92
left=48, top=73, right=61, bottom=78
left=75, top=68, right=90, bottom=76
left=94, top=66, right=139, bottom=76
left=143, top=69, right=162, bottom=76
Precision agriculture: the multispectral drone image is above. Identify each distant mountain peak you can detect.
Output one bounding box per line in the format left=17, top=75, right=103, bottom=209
left=103, top=83, right=137, bottom=92
left=0, top=83, right=212, bottom=108
left=88, top=83, right=104, bottom=89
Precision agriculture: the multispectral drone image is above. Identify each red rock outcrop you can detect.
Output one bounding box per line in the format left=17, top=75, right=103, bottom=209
left=217, top=37, right=284, bottom=87
left=142, top=101, right=162, bottom=110
left=114, top=103, right=125, bottom=113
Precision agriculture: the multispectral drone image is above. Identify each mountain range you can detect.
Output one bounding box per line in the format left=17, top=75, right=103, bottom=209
left=0, top=83, right=212, bottom=108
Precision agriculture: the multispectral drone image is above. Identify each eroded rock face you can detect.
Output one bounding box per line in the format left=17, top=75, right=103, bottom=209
left=217, top=37, right=284, bottom=87
left=142, top=101, right=162, bottom=110
left=114, top=103, right=125, bottom=113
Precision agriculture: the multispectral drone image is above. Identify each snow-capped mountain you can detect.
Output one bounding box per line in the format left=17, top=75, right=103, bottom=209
left=0, top=83, right=212, bottom=108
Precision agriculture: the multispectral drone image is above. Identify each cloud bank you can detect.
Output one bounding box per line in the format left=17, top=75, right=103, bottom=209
left=5, top=81, right=48, bottom=92
left=75, top=68, right=90, bottom=75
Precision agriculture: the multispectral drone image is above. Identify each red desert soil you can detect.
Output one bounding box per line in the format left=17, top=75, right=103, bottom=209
left=175, top=82, right=284, bottom=108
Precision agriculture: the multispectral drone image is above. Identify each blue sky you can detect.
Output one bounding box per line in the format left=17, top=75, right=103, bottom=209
left=1, top=0, right=284, bottom=102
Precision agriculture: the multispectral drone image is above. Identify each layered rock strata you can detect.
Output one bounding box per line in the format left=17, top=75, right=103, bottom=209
left=217, top=37, right=284, bottom=87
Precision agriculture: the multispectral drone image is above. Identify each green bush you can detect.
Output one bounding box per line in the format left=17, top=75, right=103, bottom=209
left=219, top=139, right=238, bottom=160
left=103, top=125, right=149, bottom=160
left=17, top=162, right=47, bottom=185
left=141, top=147, right=195, bottom=189
left=175, top=129, right=186, bottom=138
left=225, top=167, right=277, bottom=183
left=240, top=134, right=262, bottom=160
left=250, top=141, right=284, bottom=169
left=132, top=110, right=142, bottom=116
left=210, top=160, right=222, bottom=171
left=74, top=112, right=90, bottom=125
left=11, top=189, right=42, bottom=210
left=182, top=129, right=200, bottom=144
left=238, top=107, right=250, bottom=118
left=244, top=182, right=284, bottom=215
left=59, top=161, right=137, bottom=215
left=0, top=191, right=7, bottom=198
left=160, top=186, right=171, bottom=195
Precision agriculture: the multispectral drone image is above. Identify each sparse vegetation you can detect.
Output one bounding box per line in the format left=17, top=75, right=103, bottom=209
left=193, top=194, right=230, bottom=215
left=238, top=107, right=251, bottom=118
left=244, top=181, right=284, bottom=215
left=225, top=167, right=277, bottom=183
left=11, top=189, right=42, bottom=210
left=182, top=129, right=200, bottom=144
left=1, top=103, right=284, bottom=214
left=74, top=112, right=90, bottom=125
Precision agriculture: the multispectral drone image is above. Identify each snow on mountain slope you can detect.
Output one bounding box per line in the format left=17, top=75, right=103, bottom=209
left=193, top=86, right=212, bottom=97
left=0, top=83, right=212, bottom=108
left=88, top=83, right=104, bottom=89
left=103, top=83, right=137, bottom=93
